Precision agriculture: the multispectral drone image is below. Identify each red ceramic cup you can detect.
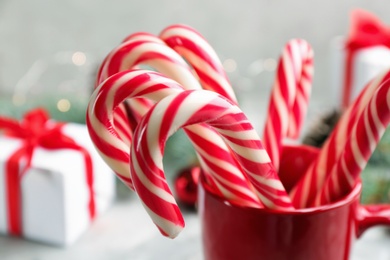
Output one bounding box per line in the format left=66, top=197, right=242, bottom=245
left=198, top=145, right=390, bottom=260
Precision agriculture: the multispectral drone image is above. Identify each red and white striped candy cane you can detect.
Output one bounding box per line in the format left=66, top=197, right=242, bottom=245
left=87, top=70, right=261, bottom=208
left=96, top=38, right=202, bottom=92
left=87, top=70, right=183, bottom=188
left=93, top=34, right=166, bottom=147
left=93, top=31, right=261, bottom=205
left=92, top=30, right=261, bottom=207
left=290, top=69, right=390, bottom=208
left=117, top=33, right=165, bottom=128
left=160, top=24, right=238, bottom=104
left=130, top=89, right=293, bottom=238
left=316, top=78, right=390, bottom=205
left=94, top=37, right=202, bottom=150
left=262, top=39, right=314, bottom=170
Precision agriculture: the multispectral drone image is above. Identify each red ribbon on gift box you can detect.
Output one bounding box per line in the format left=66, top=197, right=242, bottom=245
left=343, top=9, right=390, bottom=108
left=0, top=108, right=96, bottom=236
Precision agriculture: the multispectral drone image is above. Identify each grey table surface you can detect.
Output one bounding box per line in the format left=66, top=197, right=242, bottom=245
left=0, top=194, right=389, bottom=260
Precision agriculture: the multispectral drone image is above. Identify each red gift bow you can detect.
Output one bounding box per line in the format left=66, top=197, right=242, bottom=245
left=343, top=9, right=390, bottom=108
left=0, top=108, right=96, bottom=236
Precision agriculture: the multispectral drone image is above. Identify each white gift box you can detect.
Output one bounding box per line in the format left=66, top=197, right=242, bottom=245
left=0, top=123, right=115, bottom=246
left=330, top=36, right=390, bottom=107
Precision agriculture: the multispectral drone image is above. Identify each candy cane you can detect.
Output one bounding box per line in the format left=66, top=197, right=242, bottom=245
left=119, top=33, right=166, bottom=121
left=87, top=70, right=261, bottom=207
left=95, top=36, right=202, bottom=140
left=87, top=70, right=183, bottom=188
left=262, top=39, right=314, bottom=170
left=160, top=24, right=238, bottom=104
left=93, top=34, right=166, bottom=148
left=96, top=38, right=201, bottom=88
left=160, top=24, right=261, bottom=203
left=317, top=78, right=390, bottom=205
left=95, top=33, right=165, bottom=88
left=130, top=89, right=293, bottom=238
left=92, top=30, right=260, bottom=206
left=290, top=69, right=390, bottom=208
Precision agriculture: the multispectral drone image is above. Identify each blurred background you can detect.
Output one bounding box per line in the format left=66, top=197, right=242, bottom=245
left=0, top=1, right=390, bottom=259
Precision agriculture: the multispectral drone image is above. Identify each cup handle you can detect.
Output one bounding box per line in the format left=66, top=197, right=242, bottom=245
left=357, top=204, right=390, bottom=237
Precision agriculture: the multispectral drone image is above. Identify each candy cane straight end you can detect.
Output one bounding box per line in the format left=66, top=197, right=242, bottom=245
left=151, top=206, right=185, bottom=239
left=157, top=225, right=184, bottom=239
left=144, top=198, right=185, bottom=239
left=263, top=39, right=314, bottom=170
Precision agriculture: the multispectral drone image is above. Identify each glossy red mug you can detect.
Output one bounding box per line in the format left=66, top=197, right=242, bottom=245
left=198, top=145, right=390, bottom=260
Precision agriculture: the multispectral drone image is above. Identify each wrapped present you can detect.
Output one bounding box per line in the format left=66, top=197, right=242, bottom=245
left=330, top=9, right=390, bottom=108
left=0, top=109, right=115, bottom=246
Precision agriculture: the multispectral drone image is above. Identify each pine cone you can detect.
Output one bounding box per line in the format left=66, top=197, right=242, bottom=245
left=302, top=110, right=341, bottom=148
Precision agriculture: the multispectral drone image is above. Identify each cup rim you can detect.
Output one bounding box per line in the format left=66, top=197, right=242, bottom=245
left=201, top=179, right=362, bottom=215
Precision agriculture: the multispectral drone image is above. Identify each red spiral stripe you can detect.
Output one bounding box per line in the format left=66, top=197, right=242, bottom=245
left=263, top=39, right=314, bottom=171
